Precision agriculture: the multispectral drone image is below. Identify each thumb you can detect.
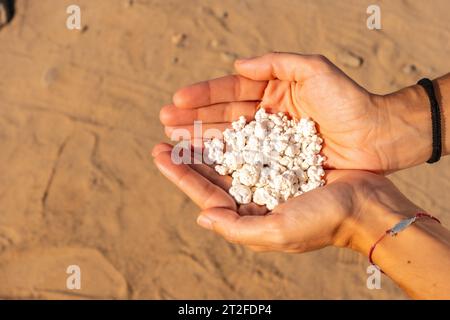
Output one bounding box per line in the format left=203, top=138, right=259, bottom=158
left=235, top=52, right=333, bottom=82
left=196, top=207, right=285, bottom=247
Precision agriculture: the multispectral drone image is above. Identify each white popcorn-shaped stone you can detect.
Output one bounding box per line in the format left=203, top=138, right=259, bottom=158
left=255, top=108, right=268, bottom=121
left=205, top=138, right=224, bottom=164
left=223, top=128, right=234, bottom=140
left=266, top=120, right=275, bottom=129
left=261, top=142, right=272, bottom=155
left=280, top=188, right=292, bottom=201
left=235, top=131, right=246, bottom=149
left=229, top=184, right=252, bottom=204
left=272, top=116, right=283, bottom=126
left=282, top=170, right=298, bottom=184
left=307, top=166, right=325, bottom=181
left=253, top=187, right=270, bottom=206
left=284, top=144, right=299, bottom=157
left=242, top=150, right=254, bottom=164
left=295, top=169, right=308, bottom=184
left=297, top=118, right=317, bottom=137
left=300, top=182, right=315, bottom=192
left=232, top=116, right=247, bottom=131
left=293, top=133, right=303, bottom=143
left=303, top=154, right=322, bottom=166
left=243, top=122, right=256, bottom=136
left=254, top=122, right=267, bottom=139
left=222, top=152, right=244, bottom=171
left=246, top=135, right=260, bottom=149
left=235, top=164, right=261, bottom=187
left=255, top=166, right=271, bottom=187
left=253, top=187, right=279, bottom=210
left=215, top=164, right=229, bottom=175
left=274, top=140, right=288, bottom=153
left=279, top=156, right=293, bottom=167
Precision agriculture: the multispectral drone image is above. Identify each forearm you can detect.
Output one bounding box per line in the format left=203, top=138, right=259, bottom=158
left=349, top=196, right=450, bottom=299
left=377, top=73, right=450, bottom=171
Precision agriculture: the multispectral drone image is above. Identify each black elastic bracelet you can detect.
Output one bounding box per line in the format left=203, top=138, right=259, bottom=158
left=417, top=78, right=442, bottom=163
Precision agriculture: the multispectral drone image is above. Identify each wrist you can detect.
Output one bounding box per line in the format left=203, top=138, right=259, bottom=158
left=330, top=174, right=418, bottom=250
left=341, top=177, right=422, bottom=254
left=347, top=192, right=450, bottom=298
left=348, top=201, right=417, bottom=256
left=374, top=85, right=432, bottom=171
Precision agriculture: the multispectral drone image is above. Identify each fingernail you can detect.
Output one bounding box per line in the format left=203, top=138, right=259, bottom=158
left=197, top=215, right=213, bottom=230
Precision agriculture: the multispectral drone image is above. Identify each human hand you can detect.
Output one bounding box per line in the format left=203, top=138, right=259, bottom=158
left=151, top=142, right=419, bottom=253
left=160, top=52, right=433, bottom=173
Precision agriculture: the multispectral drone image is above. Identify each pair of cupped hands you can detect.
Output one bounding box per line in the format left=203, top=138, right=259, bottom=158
left=153, top=52, right=418, bottom=254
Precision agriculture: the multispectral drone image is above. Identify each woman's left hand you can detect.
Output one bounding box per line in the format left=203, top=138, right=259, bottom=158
left=151, top=142, right=412, bottom=253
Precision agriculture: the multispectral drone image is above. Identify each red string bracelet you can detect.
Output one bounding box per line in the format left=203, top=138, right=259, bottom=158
left=368, top=212, right=441, bottom=269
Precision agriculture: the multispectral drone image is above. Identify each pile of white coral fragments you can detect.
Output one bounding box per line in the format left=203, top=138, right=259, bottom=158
left=205, top=108, right=325, bottom=210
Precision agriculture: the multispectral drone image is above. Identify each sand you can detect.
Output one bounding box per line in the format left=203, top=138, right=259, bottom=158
left=0, top=0, right=449, bottom=299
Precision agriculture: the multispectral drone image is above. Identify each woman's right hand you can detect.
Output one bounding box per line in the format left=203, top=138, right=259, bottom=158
left=161, top=52, right=434, bottom=172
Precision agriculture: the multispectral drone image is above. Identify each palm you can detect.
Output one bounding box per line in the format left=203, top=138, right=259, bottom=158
left=152, top=143, right=368, bottom=252
left=259, top=73, right=382, bottom=170
left=161, top=53, right=385, bottom=171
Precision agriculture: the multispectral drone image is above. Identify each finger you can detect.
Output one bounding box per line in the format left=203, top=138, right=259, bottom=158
left=246, top=245, right=270, bottom=252
left=238, top=202, right=268, bottom=216
left=151, top=142, right=173, bottom=157
left=235, top=52, right=333, bottom=82
left=155, top=143, right=232, bottom=192
left=165, top=123, right=230, bottom=141
left=160, top=101, right=258, bottom=126
left=188, top=151, right=268, bottom=214
left=196, top=208, right=284, bottom=246
left=170, top=137, right=220, bottom=153
left=189, top=160, right=232, bottom=191
left=173, top=75, right=267, bottom=109
left=154, top=150, right=236, bottom=210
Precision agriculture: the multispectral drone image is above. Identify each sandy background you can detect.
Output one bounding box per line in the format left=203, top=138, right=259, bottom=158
left=0, top=0, right=449, bottom=299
